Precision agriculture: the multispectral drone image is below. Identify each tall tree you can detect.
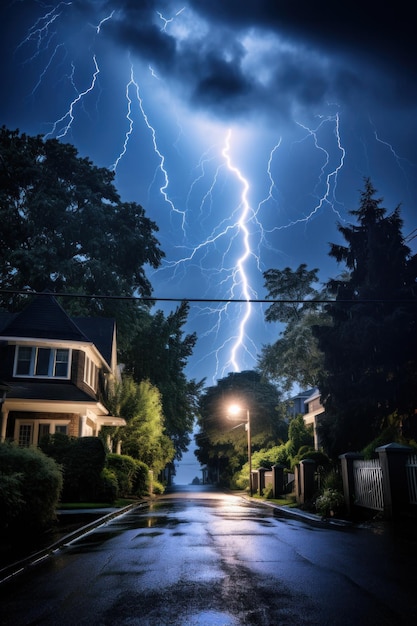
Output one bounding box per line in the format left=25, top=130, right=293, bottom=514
left=106, top=377, right=175, bottom=476
left=0, top=127, right=164, bottom=349
left=123, top=301, right=204, bottom=459
left=313, top=179, right=417, bottom=457
left=195, top=370, right=286, bottom=485
left=259, top=264, right=330, bottom=391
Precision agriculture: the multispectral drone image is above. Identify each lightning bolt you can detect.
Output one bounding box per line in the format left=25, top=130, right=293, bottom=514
left=291, top=112, right=346, bottom=226
left=15, top=2, right=68, bottom=62
left=222, top=130, right=253, bottom=372
left=124, top=66, right=186, bottom=230
left=44, top=55, right=100, bottom=140
left=96, top=11, right=115, bottom=34
left=156, top=7, right=186, bottom=31
left=254, top=112, right=346, bottom=240
left=369, top=118, right=417, bottom=195
left=12, top=3, right=376, bottom=387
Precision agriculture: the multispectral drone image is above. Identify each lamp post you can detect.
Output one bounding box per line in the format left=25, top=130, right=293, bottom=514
left=228, top=404, right=252, bottom=497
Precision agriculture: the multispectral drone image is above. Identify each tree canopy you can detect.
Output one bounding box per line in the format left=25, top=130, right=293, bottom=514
left=123, top=301, right=204, bottom=459
left=259, top=264, right=330, bottom=391
left=106, top=377, right=175, bottom=476
left=0, top=127, right=164, bottom=347
left=313, top=179, right=417, bottom=457
left=195, top=370, right=286, bottom=485
left=0, top=126, right=201, bottom=464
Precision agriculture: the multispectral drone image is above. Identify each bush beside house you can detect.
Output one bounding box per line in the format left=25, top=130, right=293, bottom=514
left=0, top=442, right=63, bottom=535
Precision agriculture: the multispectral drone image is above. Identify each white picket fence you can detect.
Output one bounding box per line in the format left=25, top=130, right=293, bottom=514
left=353, top=454, right=417, bottom=512
left=353, top=459, right=384, bottom=511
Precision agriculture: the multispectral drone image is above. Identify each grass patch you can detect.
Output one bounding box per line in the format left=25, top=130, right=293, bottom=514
left=268, top=498, right=298, bottom=508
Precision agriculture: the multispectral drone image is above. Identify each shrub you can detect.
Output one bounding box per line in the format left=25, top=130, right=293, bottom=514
left=64, top=437, right=106, bottom=502
left=99, top=467, right=119, bottom=503
left=315, top=488, right=345, bottom=518
left=151, top=479, right=165, bottom=495
left=262, top=486, right=274, bottom=499
left=132, top=460, right=150, bottom=496
left=0, top=442, right=63, bottom=534
left=106, top=454, right=138, bottom=496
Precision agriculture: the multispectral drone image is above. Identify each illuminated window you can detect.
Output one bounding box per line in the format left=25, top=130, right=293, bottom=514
left=14, top=347, right=71, bottom=378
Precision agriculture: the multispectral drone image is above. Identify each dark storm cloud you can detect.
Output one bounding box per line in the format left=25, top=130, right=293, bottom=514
left=90, top=0, right=416, bottom=122
left=187, top=0, right=417, bottom=78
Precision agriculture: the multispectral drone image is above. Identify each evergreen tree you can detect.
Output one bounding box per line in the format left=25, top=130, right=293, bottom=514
left=314, top=179, right=417, bottom=457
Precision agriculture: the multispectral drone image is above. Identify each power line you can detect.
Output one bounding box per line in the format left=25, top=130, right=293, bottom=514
left=0, top=289, right=416, bottom=305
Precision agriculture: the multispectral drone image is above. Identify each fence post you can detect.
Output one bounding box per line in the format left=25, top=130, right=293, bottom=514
left=272, top=464, right=285, bottom=498
left=339, top=452, right=364, bottom=516
left=376, top=443, right=413, bottom=519
left=251, top=470, right=259, bottom=495
left=298, top=459, right=316, bottom=504
left=258, top=467, right=268, bottom=496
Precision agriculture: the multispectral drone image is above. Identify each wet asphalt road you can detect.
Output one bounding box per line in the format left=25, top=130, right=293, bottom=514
left=1, top=485, right=416, bottom=625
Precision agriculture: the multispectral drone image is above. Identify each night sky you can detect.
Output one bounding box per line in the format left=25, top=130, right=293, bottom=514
left=1, top=1, right=416, bottom=388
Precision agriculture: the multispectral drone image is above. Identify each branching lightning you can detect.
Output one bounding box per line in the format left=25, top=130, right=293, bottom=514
left=10, top=3, right=413, bottom=385
left=44, top=55, right=100, bottom=140
left=221, top=130, right=254, bottom=372
left=278, top=112, right=346, bottom=230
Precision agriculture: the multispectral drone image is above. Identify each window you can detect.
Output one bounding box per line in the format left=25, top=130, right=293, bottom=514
left=38, top=423, right=50, bottom=440
left=55, top=349, right=69, bottom=377
left=84, top=355, right=97, bottom=390
left=55, top=425, right=67, bottom=435
left=14, top=346, right=71, bottom=378
left=19, top=424, right=33, bottom=447
left=15, top=346, right=32, bottom=375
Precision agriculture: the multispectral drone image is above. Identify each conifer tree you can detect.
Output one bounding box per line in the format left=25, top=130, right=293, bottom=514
left=314, top=179, right=417, bottom=457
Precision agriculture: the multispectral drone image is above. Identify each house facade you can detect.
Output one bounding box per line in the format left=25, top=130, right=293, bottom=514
left=303, top=388, right=325, bottom=450
left=0, top=293, right=125, bottom=446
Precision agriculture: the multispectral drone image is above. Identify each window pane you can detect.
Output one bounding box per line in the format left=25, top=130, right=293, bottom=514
left=55, top=425, right=67, bottom=434
left=16, top=347, right=32, bottom=375
left=38, top=423, right=50, bottom=440
left=54, top=349, right=69, bottom=377
left=35, top=348, right=51, bottom=376
left=19, top=424, right=32, bottom=447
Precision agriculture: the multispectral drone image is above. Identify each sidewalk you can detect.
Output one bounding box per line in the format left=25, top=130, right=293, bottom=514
left=0, top=503, right=143, bottom=585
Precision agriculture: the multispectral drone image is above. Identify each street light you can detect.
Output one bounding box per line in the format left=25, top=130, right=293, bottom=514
left=228, top=404, right=252, bottom=497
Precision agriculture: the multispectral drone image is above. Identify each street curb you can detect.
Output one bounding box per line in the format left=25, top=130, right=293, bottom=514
left=239, top=494, right=353, bottom=528
left=0, top=502, right=149, bottom=586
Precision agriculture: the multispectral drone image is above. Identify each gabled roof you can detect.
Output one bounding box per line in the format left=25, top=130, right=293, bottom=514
left=74, top=317, right=115, bottom=367
left=0, top=293, right=90, bottom=342
left=0, top=294, right=116, bottom=369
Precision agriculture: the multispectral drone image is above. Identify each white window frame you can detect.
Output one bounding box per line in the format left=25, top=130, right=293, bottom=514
left=18, top=423, right=33, bottom=447
left=83, top=354, right=98, bottom=391
left=16, top=419, right=70, bottom=446
left=14, top=346, right=71, bottom=379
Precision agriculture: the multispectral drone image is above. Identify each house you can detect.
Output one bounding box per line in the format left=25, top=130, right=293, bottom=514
left=0, top=293, right=125, bottom=446
left=303, top=388, right=325, bottom=450
left=285, top=388, right=316, bottom=419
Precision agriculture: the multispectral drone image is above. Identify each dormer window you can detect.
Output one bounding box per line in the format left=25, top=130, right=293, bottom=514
left=14, top=346, right=71, bottom=378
